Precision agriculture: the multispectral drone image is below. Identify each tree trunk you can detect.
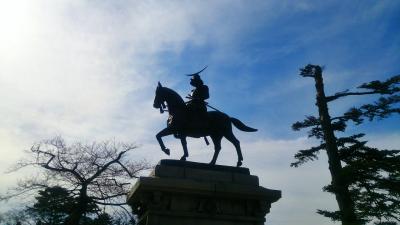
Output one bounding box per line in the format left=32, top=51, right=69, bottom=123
left=313, top=67, right=359, bottom=225
left=65, top=186, right=88, bottom=225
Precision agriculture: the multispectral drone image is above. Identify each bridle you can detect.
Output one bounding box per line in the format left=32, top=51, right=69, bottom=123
left=155, top=87, right=168, bottom=114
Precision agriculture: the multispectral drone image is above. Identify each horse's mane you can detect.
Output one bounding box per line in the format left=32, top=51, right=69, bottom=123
left=162, top=87, right=185, bottom=106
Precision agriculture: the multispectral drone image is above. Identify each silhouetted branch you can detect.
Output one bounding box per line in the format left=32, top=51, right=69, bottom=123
left=93, top=200, right=127, bottom=206
left=292, top=116, right=320, bottom=131
left=327, top=75, right=400, bottom=102
left=2, top=137, right=152, bottom=225
left=291, top=143, right=326, bottom=167
left=326, top=90, right=384, bottom=102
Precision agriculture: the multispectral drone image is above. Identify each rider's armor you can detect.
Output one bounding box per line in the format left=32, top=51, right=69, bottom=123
left=187, top=85, right=209, bottom=113
left=186, top=74, right=209, bottom=121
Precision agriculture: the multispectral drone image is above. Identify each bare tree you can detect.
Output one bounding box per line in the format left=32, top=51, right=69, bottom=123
left=1, top=137, right=152, bottom=225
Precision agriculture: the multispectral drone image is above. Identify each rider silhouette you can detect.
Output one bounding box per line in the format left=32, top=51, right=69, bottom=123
left=186, top=67, right=209, bottom=122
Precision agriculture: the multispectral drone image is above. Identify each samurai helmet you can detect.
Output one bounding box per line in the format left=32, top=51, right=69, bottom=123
left=187, top=66, right=207, bottom=86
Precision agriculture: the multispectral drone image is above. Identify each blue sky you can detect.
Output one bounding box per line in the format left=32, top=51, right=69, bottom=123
left=0, top=1, right=399, bottom=225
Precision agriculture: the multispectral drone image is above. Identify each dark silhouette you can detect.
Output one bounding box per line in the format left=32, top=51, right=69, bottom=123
left=186, top=66, right=209, bottom=122
left=29, top=186, right=98, bottom=225
left=153, top=82, right=257, bottom=167
left=0, top=137, right=151, bottom=225
left=292, top=64, right=400, bottom=225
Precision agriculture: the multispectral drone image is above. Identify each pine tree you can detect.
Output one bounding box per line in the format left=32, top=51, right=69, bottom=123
left=28, top=186, right=98, bottom=225
left=292, top=64, right=400, bottom=225
left=29, top=186, right=76, bottom=225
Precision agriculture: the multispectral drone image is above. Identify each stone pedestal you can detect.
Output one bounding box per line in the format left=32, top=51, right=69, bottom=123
left=127, top=160, right=281, bottom=225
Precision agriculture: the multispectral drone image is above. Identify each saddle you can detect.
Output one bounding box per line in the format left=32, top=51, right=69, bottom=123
left=167, top=110, right=209, bottom=138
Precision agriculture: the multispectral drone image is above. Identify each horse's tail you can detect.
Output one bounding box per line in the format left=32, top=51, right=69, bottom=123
left=230, top=117, right=258, bottom=132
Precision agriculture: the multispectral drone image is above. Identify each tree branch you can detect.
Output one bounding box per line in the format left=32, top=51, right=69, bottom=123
left=291, top=143, right=326, bottom=167
left=93, top=200, right=127, bottom=206
left=87, top=148, right=134, bottom=183
left=91, top=193, right=127, bottom=201
left=326, top=90, right=385, bottom=102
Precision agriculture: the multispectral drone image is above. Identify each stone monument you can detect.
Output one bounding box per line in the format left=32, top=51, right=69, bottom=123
left=127, top=72, right=281, bottom=224
left=127, top=160, right=281, bottom=225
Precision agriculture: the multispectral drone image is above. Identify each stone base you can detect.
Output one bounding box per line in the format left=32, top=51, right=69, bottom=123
left=127, top=160, right=281, bottom=225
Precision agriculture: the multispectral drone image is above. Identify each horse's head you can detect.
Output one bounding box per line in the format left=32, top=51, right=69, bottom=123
left=153, top=82, right=165, bottom=109
left=153, top=82, right=185, bottom=114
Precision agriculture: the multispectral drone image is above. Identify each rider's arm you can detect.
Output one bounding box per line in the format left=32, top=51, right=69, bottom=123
left=202, top=86, right=209, bottom=100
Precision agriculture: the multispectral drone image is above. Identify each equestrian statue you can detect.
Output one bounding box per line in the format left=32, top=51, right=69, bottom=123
left=153, top=67, right=257, bottom=167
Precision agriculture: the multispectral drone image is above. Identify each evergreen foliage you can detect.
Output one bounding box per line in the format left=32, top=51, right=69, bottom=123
left=292, top=64, right=400, bottom=225
left=29, top=186, right=76, bottom=225
left=27, top=186, right=104, bottom=225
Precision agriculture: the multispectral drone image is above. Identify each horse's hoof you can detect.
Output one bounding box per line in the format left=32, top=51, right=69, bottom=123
left=162, top=148, right=170, bottom=155
left=209, top=161, right=216, bottom=165
left=236, top=161, right=242, bottom=167
left=180, top=156, right=187, bottom=161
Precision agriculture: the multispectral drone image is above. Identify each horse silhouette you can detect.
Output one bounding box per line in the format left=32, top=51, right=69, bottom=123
left=153, top=82, right=257, bottom=167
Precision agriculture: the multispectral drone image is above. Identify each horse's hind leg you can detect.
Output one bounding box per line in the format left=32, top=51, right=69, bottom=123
left=210, top=134, right=222, bottom=165
left=156, top=128, right=174, bottom=155
left=180, top=136, right=188, bottom=161
left=224, top=132, right=243, bottom=167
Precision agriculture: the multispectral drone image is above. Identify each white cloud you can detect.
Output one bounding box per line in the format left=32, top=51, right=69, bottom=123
left=0, top=0, right=275, bottom=196
left=366, top=133, right=400, bottom=149
left=0, top=0, right=285, bottom=169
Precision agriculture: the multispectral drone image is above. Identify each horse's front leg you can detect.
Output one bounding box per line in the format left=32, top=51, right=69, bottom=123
left=156, top=128, right=174, bottom=155
left=180, top=136, right=188, bottom=161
